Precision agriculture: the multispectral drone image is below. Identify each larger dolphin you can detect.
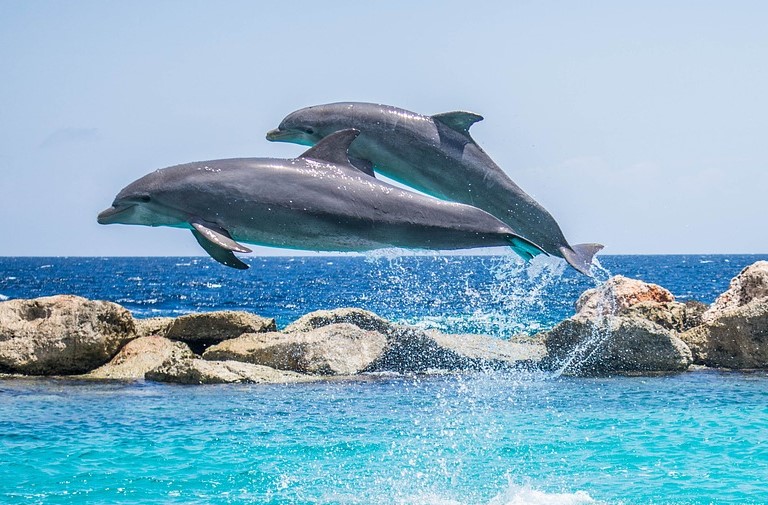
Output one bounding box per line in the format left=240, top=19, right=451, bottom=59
left=98, top=129, right=545, bottom=269
left=266, top=102, right=602, bottom=275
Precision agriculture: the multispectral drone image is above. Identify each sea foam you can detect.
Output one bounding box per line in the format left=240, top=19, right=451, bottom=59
left=405, top=483, right=598, bottom=505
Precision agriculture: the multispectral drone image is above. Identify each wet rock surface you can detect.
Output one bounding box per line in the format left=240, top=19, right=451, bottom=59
left=544, top=316, right=692, bottom=376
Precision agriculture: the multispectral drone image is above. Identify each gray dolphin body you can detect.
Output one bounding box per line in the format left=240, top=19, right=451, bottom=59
left=98, top=130, right=544, bottom=269
left=266, top=102, right=602, bottom=275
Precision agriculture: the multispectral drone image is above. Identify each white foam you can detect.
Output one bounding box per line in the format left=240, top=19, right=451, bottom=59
left=0, top=294, right=9, bottom=301
left=487, top=484, right=597, bottom=505
left=403, top=483, right=598, bottom=505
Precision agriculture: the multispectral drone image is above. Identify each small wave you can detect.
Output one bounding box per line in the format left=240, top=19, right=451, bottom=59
left=0, top=294, right=9, bottom=301
left=127, top=277, right=142, bottom=282
left=406, top=484, right=598, bottom=505
left=5, top=276, right=16, bottom=281
left=487, top=484, right=597, bottom=505
left=699, top=260, right=713, bottom=264
left=39, top=264, right=53, bottom=269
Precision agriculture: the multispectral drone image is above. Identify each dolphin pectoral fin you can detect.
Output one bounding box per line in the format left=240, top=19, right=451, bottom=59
left=191, top=230, right=249, bottom=270
left=560, top=243, right=604, bottom=276
left=348, top=156, right=376, bottom=177
left=431, top=111, right=484, bottom=135
left=298, top=129, right=361, bottom=167
left=190, top=220, right=252, bottom=254
left=507, top=236, right=547, bottom=261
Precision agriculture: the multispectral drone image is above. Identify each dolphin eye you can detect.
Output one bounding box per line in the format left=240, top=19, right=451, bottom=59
left=303, top=127, right=315, bottom=135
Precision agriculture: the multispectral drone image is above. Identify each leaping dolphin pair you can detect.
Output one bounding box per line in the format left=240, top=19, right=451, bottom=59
left=266, top=102, right=602, bottom=275
left=98, top=130, right=544, bottom=269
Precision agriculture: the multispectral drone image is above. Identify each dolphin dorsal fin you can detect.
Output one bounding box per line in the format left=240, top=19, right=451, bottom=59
left=431, top=111, right=484, bottom=135
left=298, top=129, right=361, bottom=167
left=348, top=156, right=376, bottom=178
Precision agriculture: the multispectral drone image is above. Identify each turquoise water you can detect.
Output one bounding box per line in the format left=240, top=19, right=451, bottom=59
left=2, top=255, right=768, bottom=503
left=2, top=371, right=767, bottom=504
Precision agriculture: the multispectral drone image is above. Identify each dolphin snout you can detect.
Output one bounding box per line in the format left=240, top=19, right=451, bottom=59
left=97, top=204, right=134, bottom=225
left=266, top=128, right=294, bottom=142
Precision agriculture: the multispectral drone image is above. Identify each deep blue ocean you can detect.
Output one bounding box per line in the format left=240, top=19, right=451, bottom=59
left=1, top=254, right=767, bottom=504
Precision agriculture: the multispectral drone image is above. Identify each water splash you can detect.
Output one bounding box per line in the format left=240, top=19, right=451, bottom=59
left=399, top=483, right=598, bottom=505
left=551, top=257, right=616, bottom=377
left=363, top=252, right=569, bottom=338
left=485, top=255, right=567, bottom=336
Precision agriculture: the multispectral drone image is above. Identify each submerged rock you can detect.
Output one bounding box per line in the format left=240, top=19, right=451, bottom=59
left=145, top=357, right=317, bottom=385
left=87, top=336, right=195, bottom=380
left=165, top=311, right=276, bottom=348
left=0, top=295, right=136, bottom=375
left=203, top=323, right=388, bottom=375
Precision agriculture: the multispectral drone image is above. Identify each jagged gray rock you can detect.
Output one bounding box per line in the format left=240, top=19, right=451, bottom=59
left=541, top=275, right=697, bottom=376
left=87, top=336, right=195, bottom=380
left=544, top=316, right=693, bottom=376
left=0, top=295, right=136, bottom=375
left=203, top=323, right=388, bottom=375
left=680, top=262, right=768, bottom=368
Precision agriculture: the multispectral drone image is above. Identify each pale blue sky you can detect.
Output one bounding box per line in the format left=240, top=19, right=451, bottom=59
left=1, top=1, right=766, bottom=256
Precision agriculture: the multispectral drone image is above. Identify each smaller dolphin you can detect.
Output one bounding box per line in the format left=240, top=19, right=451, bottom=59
left=98, top=129, right=545, bottom=269
left=266, top=102, right=602, bottom=275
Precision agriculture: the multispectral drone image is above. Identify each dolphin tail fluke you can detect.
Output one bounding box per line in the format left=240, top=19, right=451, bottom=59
left=507, top=236, right=547, bottom=261
left=560, top=243, right=604, bottom=276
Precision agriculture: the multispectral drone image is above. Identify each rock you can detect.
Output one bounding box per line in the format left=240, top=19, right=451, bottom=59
left=620, top=300, right=704, bottom=333
left=280, top=309, right=544, bottom=373
left=571, top=275, right=705, bottom=334
left=680, top=298, right=768, bottom=369
left=368, top=327, right=544, bottom=372
left=165, top=311, right=276, bottom=349
left=135, top=317, right=175, bottom=338
left=203, top=323, right=387, bottom=375
left=283, top=308, right=396, bottom=335
left=703, top=261, right=768, bottom=322
left=544, top=316, right=693, bottom=376
left=682, top=300, right=709, bottom=330
left=145, top=357, right=317, bottom=385
left=576, top=276, right=675, bottom=318
left=0, top=295, right=136, bottom=375
left=427, top=331, right=546, bottom=364
left=87, top=336, right=195, bottom=380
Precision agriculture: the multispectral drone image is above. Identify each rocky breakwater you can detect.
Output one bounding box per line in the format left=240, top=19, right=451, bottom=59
left=2, top=260, right=767, bottom=383
left=0, top=300, right=543, bottom=384
left=540, top=276, right=704, bottom=376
